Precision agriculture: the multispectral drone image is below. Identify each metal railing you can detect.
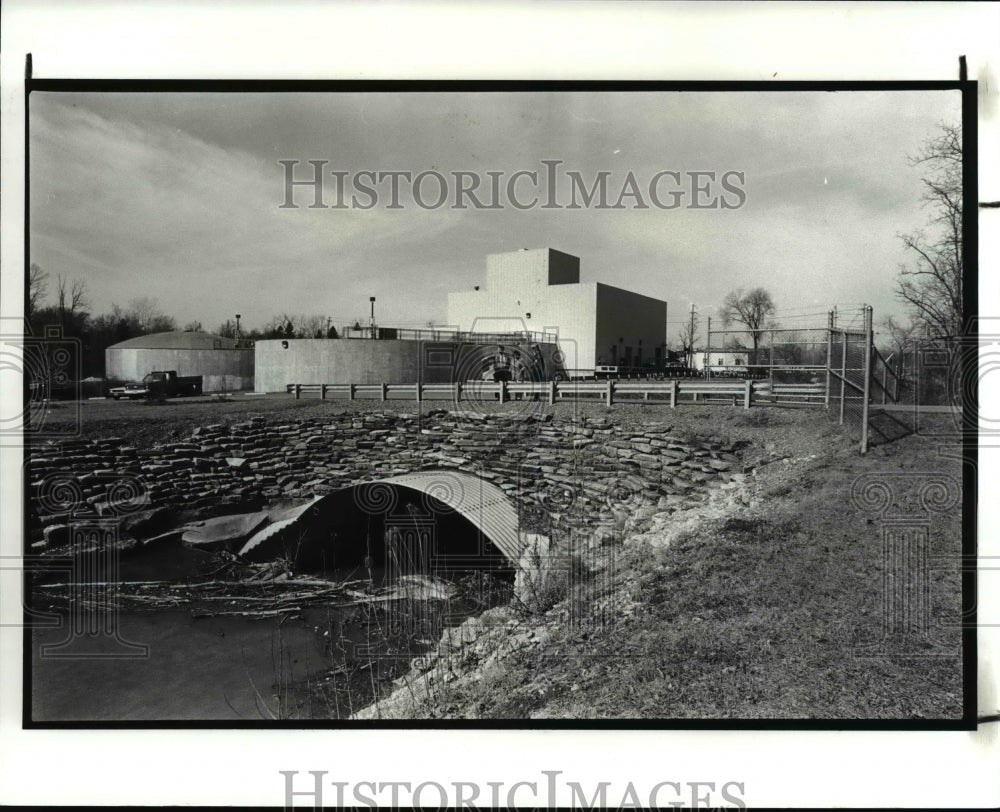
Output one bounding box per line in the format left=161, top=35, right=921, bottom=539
left=284, top=378, right=826, bottom=408
left=338, top=326, right=559, bottom=344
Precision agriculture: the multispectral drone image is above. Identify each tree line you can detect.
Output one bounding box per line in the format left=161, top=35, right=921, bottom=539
left=25, top=268, right=344, bottom=379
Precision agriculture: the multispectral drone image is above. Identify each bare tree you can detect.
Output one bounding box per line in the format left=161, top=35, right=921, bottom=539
left=28, top=263, right=48, bottom=319
left=216, top=319, right=238, bottom=339
left=297, top=314, right=329, bottom=339
left=56, top=275, right=90, bottom=319
left=125, top=297, right=176, bottom=334
left=719, top=287, right=776, bottom=363
left=878, top=315, right=918, bottom=357
left=895, top=123, right=963, bottom=340
left=262, top=314, right=294, bottom=339
left=676, top=310, right=700, bottom=367
left=183, top=320, right=203, bottom=332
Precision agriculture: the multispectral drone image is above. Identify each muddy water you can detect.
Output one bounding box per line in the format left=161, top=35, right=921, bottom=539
left=31, top=607, right=333, bottom=721
left=30, top=573, right=502, bottom=722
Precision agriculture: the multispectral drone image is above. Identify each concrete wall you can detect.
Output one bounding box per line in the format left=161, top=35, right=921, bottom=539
left=105, top=348, right=254, bottom=392
left=255, top=340, right=421, bottom=392
left=594, top=284, right=668, bottom=368
left=255, top=338, right=565, bottom=391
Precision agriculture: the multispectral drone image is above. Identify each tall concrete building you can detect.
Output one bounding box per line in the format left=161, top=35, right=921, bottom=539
left=447, top=248, right=667, bottom=374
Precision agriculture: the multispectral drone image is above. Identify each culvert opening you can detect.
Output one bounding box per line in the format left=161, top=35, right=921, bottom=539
left=239, top=473, right=520, bottom=588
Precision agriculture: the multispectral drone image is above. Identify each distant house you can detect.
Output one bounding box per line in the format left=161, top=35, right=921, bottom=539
left=694, top=348, right=747, bottom=375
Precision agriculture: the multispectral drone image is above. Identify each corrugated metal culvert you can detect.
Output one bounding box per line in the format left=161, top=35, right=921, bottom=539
left=240, top=470, right=524, bottom=566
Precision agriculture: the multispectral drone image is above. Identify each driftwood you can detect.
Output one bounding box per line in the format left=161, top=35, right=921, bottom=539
left=190, top=607, right=300, bottom=619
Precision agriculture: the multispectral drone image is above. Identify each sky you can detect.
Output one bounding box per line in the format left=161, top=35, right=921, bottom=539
left=28, top=89, right=962, bottom=340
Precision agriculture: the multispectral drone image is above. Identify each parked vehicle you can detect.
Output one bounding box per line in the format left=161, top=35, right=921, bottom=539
left=110, top=370, right=203, bottom=400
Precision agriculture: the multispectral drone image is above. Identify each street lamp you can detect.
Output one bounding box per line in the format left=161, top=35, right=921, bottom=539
left=369, top=296, right=376, bottom=339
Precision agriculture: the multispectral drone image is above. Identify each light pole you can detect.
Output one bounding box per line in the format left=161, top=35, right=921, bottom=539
left=369, top=296, right=376, bottom=339
left=235, top=314, right=241, bottom=344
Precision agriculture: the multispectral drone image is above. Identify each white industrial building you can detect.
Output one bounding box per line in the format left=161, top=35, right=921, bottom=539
left=446, top=248, right=667, bottom=375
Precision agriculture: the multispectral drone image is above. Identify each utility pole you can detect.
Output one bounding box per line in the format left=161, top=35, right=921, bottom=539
left=369, top=296, right=376, bottom=339
left=688, top=304, right=697, bottom=367
left=705, top=315, right=712, bottom=378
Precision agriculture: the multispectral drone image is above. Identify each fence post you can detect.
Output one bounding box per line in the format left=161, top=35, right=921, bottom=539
left=548, top=379, right=556, bottom=405
left=768, top=332, right=774, bottom=394
left=824, top=311, right=833, bottom=408
left=294, top=384, right=301, bottom=400
left=839, top=331, right=847, bottom=425
left=881, top=363, right=887, bottom=406
left=605, top=379, right=613, bottom=406
left=744, top=378, right=752, bottom=409
left=381, top=382, right=387, bottom=401
left=860, top=305, right=873, bottom=454
left=670, top=379, right=678, bottom=408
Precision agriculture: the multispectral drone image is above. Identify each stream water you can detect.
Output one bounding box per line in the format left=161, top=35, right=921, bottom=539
left=30, top=567, right=506, bottom=722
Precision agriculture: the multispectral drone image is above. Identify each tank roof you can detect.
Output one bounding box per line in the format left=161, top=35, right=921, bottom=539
left=107, top=331, right=240, bottom=350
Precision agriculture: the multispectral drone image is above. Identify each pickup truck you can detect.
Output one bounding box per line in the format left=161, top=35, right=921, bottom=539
left=110, top=370, right=203, bottom=400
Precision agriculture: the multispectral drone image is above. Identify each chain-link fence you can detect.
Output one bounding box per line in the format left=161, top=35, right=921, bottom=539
left=827, top=327, right=871, bottom=449
left=704, top=326, right=831, bottom=385
left=709, top=307, right=916, bottom=453
left=891, top=338, right=961, bottom=407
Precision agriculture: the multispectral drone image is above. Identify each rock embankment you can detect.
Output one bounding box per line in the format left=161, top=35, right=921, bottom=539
left=27, top=411, right=746, bottom=547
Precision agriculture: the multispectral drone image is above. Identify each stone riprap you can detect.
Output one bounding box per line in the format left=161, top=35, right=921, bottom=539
left=26, top=411, right=745, bottom=548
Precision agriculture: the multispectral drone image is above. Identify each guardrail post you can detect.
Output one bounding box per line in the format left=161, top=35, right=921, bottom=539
left=348, top=383, right=355, bottom=401
left=415, top=382, right=422, bottom=404
left=381, top=382, right=387, bottom=401
left=744, top=378, right=752, bottom=409
left=455, top=382, right=462, bottom=403
left=605, top=379, right=613, bottom=406
left=294, top=384, right=301, bottom=400
left=670, top=379, right=677, bottom=408
left=548, top=379, right=556, bottom=405
left=499, top=379, right=507, bottom=403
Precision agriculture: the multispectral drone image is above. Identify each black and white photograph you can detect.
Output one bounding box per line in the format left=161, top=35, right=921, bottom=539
left=2, top=2, right=998, bottom=809
left=22, top=85, right=972, bottom=724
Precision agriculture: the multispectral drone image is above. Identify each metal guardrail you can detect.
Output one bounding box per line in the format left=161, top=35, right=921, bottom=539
left=284, top=379, right=827, bottom=408
left=338, top=327, right=559, bottom=344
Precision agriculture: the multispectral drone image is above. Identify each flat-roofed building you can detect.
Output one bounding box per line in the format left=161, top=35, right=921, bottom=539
left=447, top=248, right=667, bottom=375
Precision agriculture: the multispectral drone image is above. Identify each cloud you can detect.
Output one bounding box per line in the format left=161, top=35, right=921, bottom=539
left=29, top=97, right=460, bottom=327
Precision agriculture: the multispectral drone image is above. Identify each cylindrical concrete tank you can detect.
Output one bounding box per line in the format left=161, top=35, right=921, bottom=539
left=254, top=338, right=564, bottom=392
left=105, top=331, right=254, bottom=392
